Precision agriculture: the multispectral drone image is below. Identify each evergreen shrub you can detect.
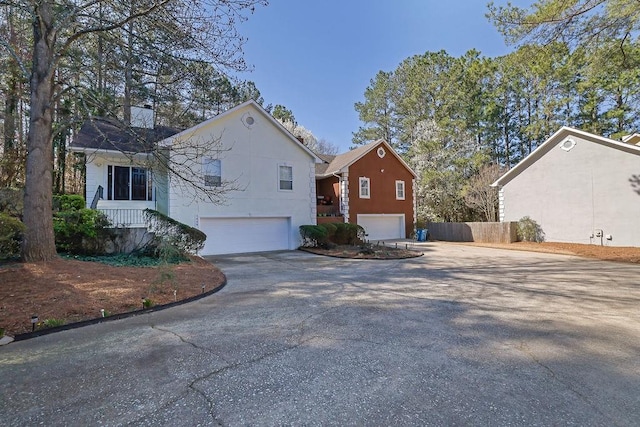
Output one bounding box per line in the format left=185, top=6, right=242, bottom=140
left=517, top=216, right=545, bottom=242
left=0, top=212, right=25, bottom=259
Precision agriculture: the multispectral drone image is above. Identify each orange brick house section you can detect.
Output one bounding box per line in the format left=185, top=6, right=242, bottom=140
left=315, top=140, right=417, bottom=237
left=347, top=143, right=415, bottom=237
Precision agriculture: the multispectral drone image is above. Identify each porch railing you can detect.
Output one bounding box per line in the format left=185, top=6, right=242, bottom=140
left=317, top=205, right=341, bottom=217
left=98, top=208, right=147, bottom=228
left=90, top=185, right=103, bottom=209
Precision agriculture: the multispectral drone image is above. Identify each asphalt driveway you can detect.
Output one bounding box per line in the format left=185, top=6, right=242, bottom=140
left=1, top=243, right=639, bottom=426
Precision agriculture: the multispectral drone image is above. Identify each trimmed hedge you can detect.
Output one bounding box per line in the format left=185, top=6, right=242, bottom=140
left=143, top=209, right=207, bottom=257
left=299, top=222, right=365, bottom=248
left=300, top=225, right=329, bottom=248
left=332, top=222, right=365, bottom=245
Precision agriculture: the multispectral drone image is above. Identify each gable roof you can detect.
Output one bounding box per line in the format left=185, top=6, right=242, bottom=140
left=162, top=100, right=322, bottom=163
left=315, top=139, right=416, bottom=178
left=70, top=117, right=181, bottom=154
left=492, top=126, right=640, bottom=187
left=70, top=100, right=321, bottom=163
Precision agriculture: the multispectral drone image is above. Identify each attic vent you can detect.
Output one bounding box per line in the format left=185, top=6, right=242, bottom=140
left=377, top=147, right=386, bottom=158
left=241, top=113, right=255, bottom=128
left=559, top=138, right=576, bottom=152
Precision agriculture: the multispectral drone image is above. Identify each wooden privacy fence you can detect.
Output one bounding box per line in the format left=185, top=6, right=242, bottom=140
left=427, top=222, right=518, bottom=244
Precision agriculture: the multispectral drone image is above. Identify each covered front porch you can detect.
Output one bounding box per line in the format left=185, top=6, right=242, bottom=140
left=316, top=175, right=344, bottom=224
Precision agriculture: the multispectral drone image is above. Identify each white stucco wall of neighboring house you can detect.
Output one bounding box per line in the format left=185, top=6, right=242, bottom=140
left=164, top=102, right=318, bottom=253
left=497, top=130, right=640, bottom=247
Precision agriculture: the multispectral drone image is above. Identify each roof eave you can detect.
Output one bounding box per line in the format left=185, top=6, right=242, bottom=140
left=69, top=146, right=152, bottom=158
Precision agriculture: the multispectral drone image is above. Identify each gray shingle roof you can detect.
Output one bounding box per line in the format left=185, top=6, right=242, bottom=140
left=315, top=140, right=382, bottom=177
left=70, top=117, right=181, bottom=153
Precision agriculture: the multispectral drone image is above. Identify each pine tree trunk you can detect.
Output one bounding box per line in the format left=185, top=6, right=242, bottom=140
left=22, top=2, right=57, bottom=262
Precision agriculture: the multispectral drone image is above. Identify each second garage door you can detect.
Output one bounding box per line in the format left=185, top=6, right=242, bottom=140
left=357, top=214, right=405, bottom=241
left=199, top=217, right=290, bottom=255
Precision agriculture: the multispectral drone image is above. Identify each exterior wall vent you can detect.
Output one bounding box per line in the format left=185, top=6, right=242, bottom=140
left=559, top=138, right=576, bottom=152
left=241, top=113, right=255, bottom=128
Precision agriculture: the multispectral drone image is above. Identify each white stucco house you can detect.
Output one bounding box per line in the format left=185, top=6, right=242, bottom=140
left=70, top=100, right=321, bottom=255
left=491, top=126, right=640, bottom=247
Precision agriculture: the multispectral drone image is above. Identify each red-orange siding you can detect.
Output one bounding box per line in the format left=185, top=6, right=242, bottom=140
left=348, top=143, right=414, bottom=236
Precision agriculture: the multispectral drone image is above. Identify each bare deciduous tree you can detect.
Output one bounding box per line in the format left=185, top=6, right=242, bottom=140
left=462, top=163, right=503, bottom=222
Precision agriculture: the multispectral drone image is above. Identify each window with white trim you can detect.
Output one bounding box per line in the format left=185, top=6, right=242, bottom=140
left=279, top=165, right=293, bottom=190
left=359, top=177, right=370, bottom=198
left=395, top=180, right=405, bottom=200
left=203, top=157, right=221, bottom=187
left=107, top=165, right=152, bottom=201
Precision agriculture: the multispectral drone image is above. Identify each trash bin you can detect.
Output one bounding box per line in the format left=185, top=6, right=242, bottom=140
left=416, top=229, right=427, bottom=242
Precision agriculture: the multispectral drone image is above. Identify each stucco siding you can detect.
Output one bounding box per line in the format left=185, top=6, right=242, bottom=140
left=167, top=104, right=316, bottom=250
left=501, top=135, right=640, bottom=246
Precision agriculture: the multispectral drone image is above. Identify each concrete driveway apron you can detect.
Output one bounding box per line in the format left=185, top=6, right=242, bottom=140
left=1, top=243, right=639, bottom=426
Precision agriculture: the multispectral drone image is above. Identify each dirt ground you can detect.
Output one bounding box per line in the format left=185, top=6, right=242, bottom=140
left=2, top=241, right=639, bottom=338
left=0, top=256, right=225, bottom=337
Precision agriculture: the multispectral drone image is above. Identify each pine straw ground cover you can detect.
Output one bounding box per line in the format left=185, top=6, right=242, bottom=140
left=0, top=256, right=224, bottom=337
left=458, top=241, right=640, bottom=264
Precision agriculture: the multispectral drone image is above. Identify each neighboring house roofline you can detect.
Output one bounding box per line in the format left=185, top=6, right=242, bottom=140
left=491, top=126, right=640, bottom=188
left=161, top=99, right=323, bottom=164
left=316, top=139, right=417, bottom=178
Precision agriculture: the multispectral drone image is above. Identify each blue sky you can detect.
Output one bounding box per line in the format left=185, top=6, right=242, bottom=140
left=237, top=1, right=525, bottom=152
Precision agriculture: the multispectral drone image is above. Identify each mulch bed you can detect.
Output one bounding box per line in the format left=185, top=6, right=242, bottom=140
left=300, top=244, right=422, bottom=259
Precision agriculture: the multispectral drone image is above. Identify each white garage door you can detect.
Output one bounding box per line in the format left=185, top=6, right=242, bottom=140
left=199, top=217, right=290, bottom=255
left=357, top=214, right=405, bottom=241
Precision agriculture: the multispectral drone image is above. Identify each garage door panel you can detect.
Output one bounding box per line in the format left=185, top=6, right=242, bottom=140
left=358, top=214, right=404, bottom=241
left=200, top=217, right=290, bottom=255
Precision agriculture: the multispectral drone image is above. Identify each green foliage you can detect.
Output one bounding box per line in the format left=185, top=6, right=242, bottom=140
left=517, top=216, right=545, bottom=242
left=52, top=194, right=85, bottom=212
left=299, top=225, right=329, bottom=248
left=487, top=0, right=640, bottom=48
left=270, top=104, right=296, bottom=126
left=54, top=208, right=112, bottom=254
left=142, top=298, right=154, bottom=309
left=300, top=223, right=365, bottom=247
left=0, top=213, right=25, bottom=259
left=321, top=223, right=337, bottom=240
left=333, top=223, right=366, bottom=245
left=355, top=33, right=640, bottom=222
left=143, top=209, right=206, bottom=257
left=0, top=188, right=23, bottom=217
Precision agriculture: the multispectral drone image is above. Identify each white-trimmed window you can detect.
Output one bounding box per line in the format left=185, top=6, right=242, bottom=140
left=359, top=177, right=370, bottom=199
left=203, top=158, right=221, bottom=187
left=395, top=180, right=405, bottom=200
left=279, top=165, right=293, bottom=190
left=107, top=165, right=152, bottom=201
